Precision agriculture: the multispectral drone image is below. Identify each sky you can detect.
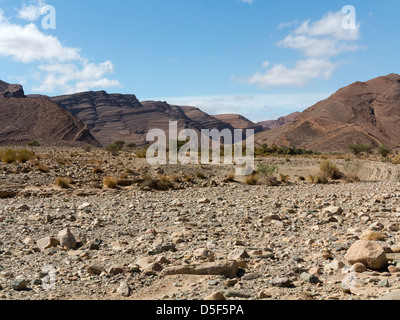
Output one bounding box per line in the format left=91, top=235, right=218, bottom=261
left=0, top=0, right=399, bottom=122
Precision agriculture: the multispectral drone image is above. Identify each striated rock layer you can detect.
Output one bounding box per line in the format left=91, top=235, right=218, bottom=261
left=255, top=74, right=400, bottom=152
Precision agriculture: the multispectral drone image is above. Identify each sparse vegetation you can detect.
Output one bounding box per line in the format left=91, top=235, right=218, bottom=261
left=377, top=144, right=392, bottom=158
left=36, top=164, right=50, bottom=173
left=279, top=173, right=290, bottom=183
left=136, top=149, right=147, bottom=159
left=347, top=144, right=373, bottom=157
left=319, top=160, right=341, bottom=179
left=104, top=176, right=118, bottom=189
left=196, top=171, right=206, bottom=179
left=55, top=177, right=71, bottom=189
left=27, top=140, right=40, bottom=147
left=245, top=174, right=259, bottom=185
left=0, top=149, right=34, bottom=164
left=255, top=144, right=316, bottom=157
left=184, top=175, right=193, bottom=183
left=307, top=173, right=328, bottom=184
left=141, top=175, right=174, bottom=191
left=225, top=173, right=236, bottom=182
left=105, top=144, right=120, bottom=155
left=92, top=167, right=104, bottom=174
left=344, top=172, right=360, bottom=183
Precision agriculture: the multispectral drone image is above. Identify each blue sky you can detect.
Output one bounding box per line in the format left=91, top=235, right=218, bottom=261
left=0, top=0, right=399, bottom=122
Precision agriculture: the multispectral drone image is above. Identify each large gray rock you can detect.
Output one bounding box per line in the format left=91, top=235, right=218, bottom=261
left=378, top=291, right=400, bottom=300
left=161, top=261, right=239, bottom=278
left=36, top=237, right=60, bottom=251
left=345, top=240, right=387, bottom=270
left=57, top=228, right=77, bottom=250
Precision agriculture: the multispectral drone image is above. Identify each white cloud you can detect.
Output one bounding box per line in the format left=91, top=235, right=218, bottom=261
left=249, top=59, right=336, bottom=88
left=0, top=22, right=80, bottom=63
left=246, top=10, right=363, bottom=88
left=239, top=0, right=254, bottom=4
left=34, top=60, right=121, bottom=93
left=0, top=2, right=121, bottom=94
left=16, top=0, right=49, bottom=21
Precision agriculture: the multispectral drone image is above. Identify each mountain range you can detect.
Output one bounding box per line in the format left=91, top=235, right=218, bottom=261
left=1, top=73, right=400, bottom=152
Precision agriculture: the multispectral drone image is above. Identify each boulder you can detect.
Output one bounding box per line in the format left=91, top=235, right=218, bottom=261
left=345, top=240, right=387, bottom=270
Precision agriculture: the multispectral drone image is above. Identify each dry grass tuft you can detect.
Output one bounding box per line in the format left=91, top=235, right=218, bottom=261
left=55, top=177, right=71, bottom=189
left=361, top=230, right=387, bottom=241
left=104, top=176, right=118, bottom=189
left=319, top=160, right=341, bottom=179
left=245, top=174, right=259, bottom=185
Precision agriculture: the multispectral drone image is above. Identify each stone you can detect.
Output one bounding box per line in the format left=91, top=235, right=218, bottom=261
left=322, top=206, right=343, bottom=216
left=17, top=204, right=30, bottom=211
left=143, top=263, right=163, bottom=275
left=270, top=277, right=293, bottom=288
left=345, top=240, right=388, bottom=270
left=300, top=272, right=320, bottom=284
left=324, top=260, right=345, bottom=271
left=12, top=279, right=27, bottom=291
left=262, top=214, right=281, bottom=224
left=135, top=257, right=155, bottom=269
left=228, top=248, right=249, bottom=260
left=378, top=291, right=400, bottom=300
left=388, top=265, right=400, bottom=274
left=108, top=266, right=124, bottom=275
left=309, top=267, right=322, bottom=276
left=258, top=291, right=272, bottom=299
left=171, top=199, right=183, bottom=207
left=350, top=262, right=367, bottom=273
left=194, top=248, right=215, bottom=261
left=197, top=198, right=211, bottom=204
left=78, top=202, right=91, bottom=210
left=204, top=291, right=226, bottom=301
left=241, top=273, right=261, bottom=281
left=378, top=279, right=390, bottom=287
left=161, top=261, right=239, bottom=278
left=87, top=265, right=105, bottom=275
left=117, top=281, right=130, bottom=297
left=57, top=228, right=77, bottom=250
left=221, top=290, right=252, bottom=299
left=36, top=237, right=60, bottom=251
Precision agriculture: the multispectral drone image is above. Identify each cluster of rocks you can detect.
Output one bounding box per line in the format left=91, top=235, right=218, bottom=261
left=1, top=150, right=400, bottom=300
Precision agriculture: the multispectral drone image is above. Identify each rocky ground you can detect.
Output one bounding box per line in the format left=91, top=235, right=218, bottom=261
left=1, top=147, right=400, bottom=300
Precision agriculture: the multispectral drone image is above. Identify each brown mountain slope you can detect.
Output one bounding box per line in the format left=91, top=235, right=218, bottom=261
left=51, top=92, right=237, bottom=147
left=0, top=96, right=100, bottom=147
left=255, top=74, right=400, bottom=152
left=212, top=114, right=263, bottom=133
left=258, top=112, right=300, bottom=131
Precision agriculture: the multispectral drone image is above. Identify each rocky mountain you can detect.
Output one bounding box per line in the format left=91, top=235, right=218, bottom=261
left=258, top=112, right=300, bottom=131
left=255, top=74, right=400, bottom=152
left=0, top=81, right=99, bottom=147
left=0, top=96, right=100, bottom=147
left=212, top=114, right=264, bottom=134
left=0, top=80, right=25, bottom=98
left=51, top=91, right=238, bottom=147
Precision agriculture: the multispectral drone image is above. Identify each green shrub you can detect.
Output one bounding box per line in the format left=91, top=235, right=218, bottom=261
left=0, top=149, right=17, bottom=164
left=17, top=149, right=34, bottom=163
left=347, top=144, right=372, bottom=157
left=27, top=140, right=40, bottom=147
left=377, top=145, right=392, bottom=158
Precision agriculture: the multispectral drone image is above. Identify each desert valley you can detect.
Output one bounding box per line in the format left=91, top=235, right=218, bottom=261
left=1, top=74, right=400, bottom=301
